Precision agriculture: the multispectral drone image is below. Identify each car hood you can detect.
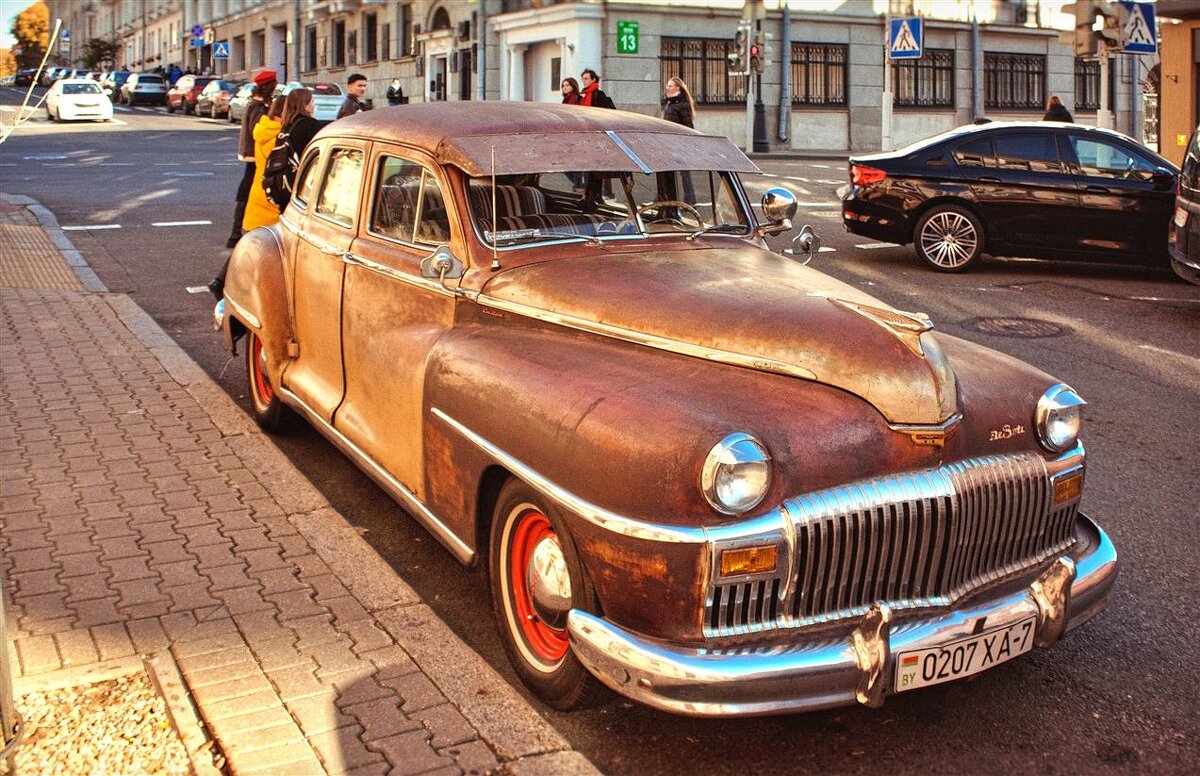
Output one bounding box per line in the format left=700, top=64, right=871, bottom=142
left=478, top=245, right=959, bottom=425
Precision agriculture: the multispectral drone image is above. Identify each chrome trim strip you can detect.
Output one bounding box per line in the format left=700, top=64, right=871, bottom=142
left=431, top=408, right=708, bottom=544
left=223, top=296, right=261, bottom=330
left=606, top=130, right=654, bottom=174
left=278, top=388, right=475, bottom=563
left=887, top=413, right=962, bottom=434
left=471, top=294, right=820, bottom=381
left=342, top=251, right=459, bottom=298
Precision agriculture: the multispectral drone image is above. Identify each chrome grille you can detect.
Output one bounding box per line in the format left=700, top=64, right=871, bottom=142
left=704, top=453, right=1079, bottom=637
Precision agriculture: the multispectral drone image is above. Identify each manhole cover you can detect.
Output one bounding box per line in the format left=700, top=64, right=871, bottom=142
left=964, top=317, right=1068, bottom=338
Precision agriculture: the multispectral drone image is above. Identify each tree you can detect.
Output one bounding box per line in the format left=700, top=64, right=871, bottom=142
left=10, top=1, right=49, bottom=69
left=81, top=38, right=119, bottom=70
left=0, top=48, right=16, bottom=78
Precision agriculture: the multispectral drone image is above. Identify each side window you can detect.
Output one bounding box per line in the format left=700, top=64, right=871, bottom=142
left=292, top=150, right=321, bottom=209
left=315, top=147, right=364, bottom=226
left=953, top=137, right=996, bottom=168
left=994, top=133, right=1062, bottom=173
left=370, top=155, right=450, bottom=245
left=1070, top=136, right=1158, bottom=182
left=1183, top=131, right=1200, bottom=190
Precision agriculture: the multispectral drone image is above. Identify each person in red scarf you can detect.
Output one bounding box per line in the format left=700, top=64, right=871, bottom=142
left=578, top=69, right=615, bottom=109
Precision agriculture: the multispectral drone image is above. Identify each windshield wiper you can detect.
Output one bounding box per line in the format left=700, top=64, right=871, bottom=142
left=686, top=223, right=748, bottom=242
left=520, top=231, right=604, bottom=246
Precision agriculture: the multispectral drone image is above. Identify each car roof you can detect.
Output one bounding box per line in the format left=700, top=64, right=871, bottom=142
left=859, top=120, right=1150, bottom=162
left=59, top=78, right=100, bottom=84
left=326, top=102, right=759, bottom=177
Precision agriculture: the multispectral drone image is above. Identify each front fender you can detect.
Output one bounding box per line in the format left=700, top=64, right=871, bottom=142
left=223, top=225, right=292, bottom=387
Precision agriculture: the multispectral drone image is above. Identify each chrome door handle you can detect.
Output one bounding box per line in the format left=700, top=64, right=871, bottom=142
left=978, top=176, right=1002, bottom=184
left=1085, top=185, right=1110, bottom=194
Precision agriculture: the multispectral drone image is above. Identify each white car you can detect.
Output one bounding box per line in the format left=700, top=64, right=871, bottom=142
left=279, top=81, right=343, bottom=121
left=46, top=79, right=114, bottom=122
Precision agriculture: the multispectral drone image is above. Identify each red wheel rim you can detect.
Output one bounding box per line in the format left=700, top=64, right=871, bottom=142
left=251, top=335, right=274, bottom=405
left=509, top=510, right=570, bottom=664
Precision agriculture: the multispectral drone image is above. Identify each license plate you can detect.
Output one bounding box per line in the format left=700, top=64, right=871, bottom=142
left=894, top=616, right=1035, bottom=693
left=1175, top=206, right=1189, bottom=229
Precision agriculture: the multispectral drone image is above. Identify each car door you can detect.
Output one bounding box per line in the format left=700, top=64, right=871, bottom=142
left=1061, top=132, right=1176, bottom=261
left=280, top=140, right=367, bottom=422
left=333, top=148, right=462, bottom=503
left=957, top=130, right=1081, bottom=256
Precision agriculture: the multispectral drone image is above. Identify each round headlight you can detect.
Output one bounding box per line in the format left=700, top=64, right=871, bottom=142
left=701, top=433, right=772, bottom=515
left=1036, top=384, right=1086, bottom=453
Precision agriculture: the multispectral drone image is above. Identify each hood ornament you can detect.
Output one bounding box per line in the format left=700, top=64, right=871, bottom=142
left=830, top=299, right=933, bottom=357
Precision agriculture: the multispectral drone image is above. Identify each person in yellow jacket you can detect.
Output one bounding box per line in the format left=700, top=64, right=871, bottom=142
left=242, top=95, right=286, bottom=232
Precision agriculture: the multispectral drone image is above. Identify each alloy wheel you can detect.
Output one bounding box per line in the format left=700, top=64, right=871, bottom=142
left=919, top=210, right=979, bottom=270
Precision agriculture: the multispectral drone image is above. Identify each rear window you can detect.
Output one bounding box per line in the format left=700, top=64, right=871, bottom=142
left=993, top=133, right=1062, bottom=174
left=310, top=83, right=342, bottom=95
left=954, top=137, right=995, bottom=168
left=137, top=75, right=165, bottom=84
left=195, top=77, right=215, bottom=87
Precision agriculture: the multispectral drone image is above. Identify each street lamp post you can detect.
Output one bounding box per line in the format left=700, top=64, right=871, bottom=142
left=753, top=17, right=768, bottom=152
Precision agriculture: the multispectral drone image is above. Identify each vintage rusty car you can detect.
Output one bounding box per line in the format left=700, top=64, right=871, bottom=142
left=216, top=103, right=1117, bottom=717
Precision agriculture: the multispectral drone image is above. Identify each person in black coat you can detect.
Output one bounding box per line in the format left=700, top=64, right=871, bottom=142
left=662, top=77, right=695, bottom=128
left=1044, top=95, right=1073, bottom=123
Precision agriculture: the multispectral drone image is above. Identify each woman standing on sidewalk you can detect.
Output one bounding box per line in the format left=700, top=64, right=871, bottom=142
left=225, top=70, right=277, bottom=249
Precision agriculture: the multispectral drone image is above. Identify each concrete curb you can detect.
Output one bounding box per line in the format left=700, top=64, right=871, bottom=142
left=3, top=192, right=598, bottom=775
left=0, top=192, right=108, bottom=293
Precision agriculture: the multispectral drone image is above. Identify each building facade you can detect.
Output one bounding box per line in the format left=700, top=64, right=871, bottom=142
left=1156, top=5, right=1200, bottom=167
left=45, top=0, right=1148, bottom=154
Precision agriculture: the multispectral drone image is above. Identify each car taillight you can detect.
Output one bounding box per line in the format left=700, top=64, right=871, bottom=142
left=851, top=165, right=887, bottom=186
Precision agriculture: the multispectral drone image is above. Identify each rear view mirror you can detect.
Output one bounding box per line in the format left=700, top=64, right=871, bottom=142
left=760, top=188, right=798, bottom=237
left=420, top=245, right=463, bottom=281
left=787, top=225, right=821, bottom=266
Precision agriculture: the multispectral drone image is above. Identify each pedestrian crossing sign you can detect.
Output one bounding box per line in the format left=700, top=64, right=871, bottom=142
left=889, top=17, right=923, bottom=60
left=213, top=42, right=230, bottom=59
left=1119, top=2, right=1156, bottom=55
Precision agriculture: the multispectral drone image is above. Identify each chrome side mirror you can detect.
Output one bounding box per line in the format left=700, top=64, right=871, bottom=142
left=759, top=187, right=798, bottom=237
left=420, top=245, right=464, bottom=280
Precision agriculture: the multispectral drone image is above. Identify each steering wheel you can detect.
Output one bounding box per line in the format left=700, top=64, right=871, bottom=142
left=638, top=199, right=703, bottom=226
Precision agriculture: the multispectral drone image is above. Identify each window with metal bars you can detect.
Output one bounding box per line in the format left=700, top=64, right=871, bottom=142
left=789, top=42, right=847, bottom=106
left=1074, top=58, right=1115, bottom=111
left=984, top=52, right=1045, bottom=110
left=894, top=48, right=954, bottom=107
left=660, top=37, right=746, bottom=105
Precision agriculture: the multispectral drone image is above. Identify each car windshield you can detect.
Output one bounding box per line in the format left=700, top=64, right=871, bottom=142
left=63, top=83, right=101, bottom=95
left=467, top=169, right=751, bottom=248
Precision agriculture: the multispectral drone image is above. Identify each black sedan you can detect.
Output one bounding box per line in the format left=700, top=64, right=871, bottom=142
left=1169, top=125, right=1200, bottom=285
left=842, top=122, right=1178, bottom=272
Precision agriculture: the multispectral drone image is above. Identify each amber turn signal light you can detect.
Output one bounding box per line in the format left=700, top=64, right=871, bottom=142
left=719, top=546, right=778, bottom=577
left=1054, top=472, right=1082, bottom=505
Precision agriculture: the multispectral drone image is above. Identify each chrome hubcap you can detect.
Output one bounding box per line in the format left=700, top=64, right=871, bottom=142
left=920, top=211, right=978, bottom=268
left=526, top=535, right=572, bottom=630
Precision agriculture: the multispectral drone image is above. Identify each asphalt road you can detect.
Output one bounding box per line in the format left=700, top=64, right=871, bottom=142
left=2, top=89, right=1198, bottom=774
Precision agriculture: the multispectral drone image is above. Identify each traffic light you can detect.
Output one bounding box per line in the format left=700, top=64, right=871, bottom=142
left=749, top=34, right=764, bottom=74
left=1064, top=1, right=1124, bottom=57
left=728, top=27, right=747, bottom=74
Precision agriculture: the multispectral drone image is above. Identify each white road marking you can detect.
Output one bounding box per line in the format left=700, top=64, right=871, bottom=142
left=1138, top=344, right=1196, bottom=361
left=185, top=286, right=210, bottom=294
left=153, top=220, right=212, bottom=227
left=817, top=179, right=843, bottom=185
left=856, top=242, right=900, bottom=249
left=794, top=201, right=839, bottom=207
left=99, top=162, right=134, bottom=166
left=811, top=164, right=831, bottom=169
left=164, top=171, right=214, bottom=177
left=212, top=161, right=240, bottom=166
left=24, top=154, right=67, bottom=160
left=62, top=224, right=121, bottom=230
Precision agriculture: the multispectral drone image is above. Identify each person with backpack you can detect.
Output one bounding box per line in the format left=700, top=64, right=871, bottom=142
left=224, top=69, right=276, bottom=249
left=579, top=69, right=615, bottom=109
left=242, top=96, right=286, bottom=232
left=261, top=89, right=320, bottom=210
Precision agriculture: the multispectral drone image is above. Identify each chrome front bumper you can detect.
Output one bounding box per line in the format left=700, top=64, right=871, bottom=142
left=567, top=513, right=1116, bottom=717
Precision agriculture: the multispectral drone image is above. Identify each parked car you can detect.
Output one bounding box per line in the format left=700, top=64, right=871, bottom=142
left=226, top=82, right=255, bottom=124
left=44, top=78, right=113, bottom=122
left=279, top=81, right=342, bottom=121
left=14, top=68, right=38, bottom=86
left=196, top=79, right=240, bottom=118
left=120, top=72, right=167, bottom=106
left=99, top=70, right=130, bottom=100
left=216, top=103, right=1117, bottom=717
left=166, top=74, right=214, bottom=114
left=1168, top=125, right=1200, bottom=285
left=40, top=66, right=69, bottom=86
left=842, top=122, right=1177, bottom=272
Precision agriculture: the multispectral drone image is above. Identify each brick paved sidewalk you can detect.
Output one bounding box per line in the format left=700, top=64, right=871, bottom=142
left=0, top=194, right=597, bottom=776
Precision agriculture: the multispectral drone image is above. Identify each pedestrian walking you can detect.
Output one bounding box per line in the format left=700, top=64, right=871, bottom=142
left=386, top=78, right=405, bottom=106
left=168, top=63, right=182, bottom=85
left=579, top=69, right=615, bottom=109
left=337, top=73, right=371, bottom=119
left=561, top=77, right=581, bottom=105
left=243, top=96, right=286, bottom=232
left=662, top=77, right=695, bottom=128
left=223, top=69, right=276, bottom=249
left=260, top=88, right=321, bottom=210
left=1043, top=95, right=1073, bottom=123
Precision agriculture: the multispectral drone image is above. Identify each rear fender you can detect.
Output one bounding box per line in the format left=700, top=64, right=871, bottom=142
left=223, top=225, right=292, bottom=387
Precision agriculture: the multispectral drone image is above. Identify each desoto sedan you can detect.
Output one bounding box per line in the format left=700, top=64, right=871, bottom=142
left=217, top=104, right=1117, bottom=717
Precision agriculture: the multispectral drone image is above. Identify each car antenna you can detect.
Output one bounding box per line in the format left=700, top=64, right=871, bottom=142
left=490, top=146, right=501, bottom=271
